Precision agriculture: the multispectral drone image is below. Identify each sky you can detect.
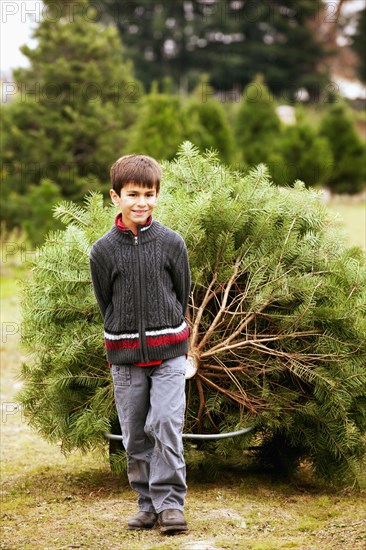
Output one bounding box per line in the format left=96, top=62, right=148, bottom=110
left=1, top=1, right=41, bottom=77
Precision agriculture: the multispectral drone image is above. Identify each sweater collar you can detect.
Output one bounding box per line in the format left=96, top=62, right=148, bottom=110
left=115, top=212, right=153, bottom=234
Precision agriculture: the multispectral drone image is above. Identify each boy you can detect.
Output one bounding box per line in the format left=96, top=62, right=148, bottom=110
left=89, top=154, right=191, bottom=534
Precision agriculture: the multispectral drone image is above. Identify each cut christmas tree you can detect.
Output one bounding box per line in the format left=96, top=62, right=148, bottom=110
left=19, top=143, right=366, bottom=485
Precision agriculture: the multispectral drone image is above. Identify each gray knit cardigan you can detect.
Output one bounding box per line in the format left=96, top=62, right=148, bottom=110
left=90, top=220, right=191, bottom=365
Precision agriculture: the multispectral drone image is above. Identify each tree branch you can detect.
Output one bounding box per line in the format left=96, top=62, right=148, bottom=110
left=190, top=272, right=218, bottom=349
left=197, top=255, right=242, bottom=351
left=199, top=373, right=260, bottom=414
left=201, top=331, right=319, bottom=358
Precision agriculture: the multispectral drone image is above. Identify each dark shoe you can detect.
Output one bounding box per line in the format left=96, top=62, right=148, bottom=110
left=127, top=511, right=158, bottom=530
left=159, top=509, right=189, bottom=534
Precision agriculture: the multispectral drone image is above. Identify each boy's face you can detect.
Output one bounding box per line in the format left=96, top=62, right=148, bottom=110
left=110, top=183, right=159, bottom=233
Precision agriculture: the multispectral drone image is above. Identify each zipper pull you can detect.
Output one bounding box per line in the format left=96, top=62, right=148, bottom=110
left=134, top=236, right=138, bottom=245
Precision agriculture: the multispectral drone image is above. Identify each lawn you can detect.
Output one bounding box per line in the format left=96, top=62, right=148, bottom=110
left=327, top=197, right=366, bottom=250
left=1, top=203, right=366, bottom=549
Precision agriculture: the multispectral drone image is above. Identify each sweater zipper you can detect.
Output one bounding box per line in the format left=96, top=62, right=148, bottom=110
left=134, top=228, right=149, bottom=362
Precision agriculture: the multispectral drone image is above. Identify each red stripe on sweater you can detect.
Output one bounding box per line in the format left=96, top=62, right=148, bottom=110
left=105, top=338, right=140, bottom=351
left=146, top=328, right=189, bottom=347
left=105, top=327, right=189, bottom=351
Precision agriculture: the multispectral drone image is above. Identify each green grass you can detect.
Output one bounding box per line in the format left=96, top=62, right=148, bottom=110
left=1, top=224, right=366, bottom=549
left=327, top=199, right=366, bottom=249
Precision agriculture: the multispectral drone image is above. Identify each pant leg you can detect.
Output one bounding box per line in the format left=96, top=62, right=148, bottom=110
left=145, top=355, right=187, bottom=513
left=111, top=364, right=155, bottom=513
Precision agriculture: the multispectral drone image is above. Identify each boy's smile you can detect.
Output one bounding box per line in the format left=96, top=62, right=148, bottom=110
left=110, top=183, right=158, bottom=234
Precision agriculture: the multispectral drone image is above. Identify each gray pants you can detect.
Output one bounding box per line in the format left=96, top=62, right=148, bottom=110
left=111, top=355, right=187, bottom=514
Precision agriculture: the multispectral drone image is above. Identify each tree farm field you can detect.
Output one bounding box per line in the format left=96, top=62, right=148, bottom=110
left=1, top=200, right=366, bottom=550
left=327, top=195, right=366, bottom=250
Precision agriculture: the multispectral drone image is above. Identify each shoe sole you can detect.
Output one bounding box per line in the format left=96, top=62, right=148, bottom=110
left=127, top=523, right=158, bottom=530
left=127, top=526, right=157, bottom=530
left=160, top=525, right=189, bottom=535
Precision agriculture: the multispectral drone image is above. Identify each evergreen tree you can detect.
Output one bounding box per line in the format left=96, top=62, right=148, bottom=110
left=20, top=195, right=114, bottom=453
left=1, top=0, right=140, bottom=240
left=235, top=78, right=282, bottom=169
left=319, top=100, right=366, bottom=194
left=94, top=0, right=329, bottom=98
left=19, top=179, right=63, bottom=246
left=182, top=81, right=234, bottom=163
left=126, top=86, right=187, bottom=160
left=273, top=117, right=333, bottom=187
left=351, top=6, right=366, bottom=83
left=19, top=143, right=366, bottom=485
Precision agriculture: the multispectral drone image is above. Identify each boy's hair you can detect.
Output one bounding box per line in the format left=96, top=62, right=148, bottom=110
left=110, top=154, right=162, bottom=195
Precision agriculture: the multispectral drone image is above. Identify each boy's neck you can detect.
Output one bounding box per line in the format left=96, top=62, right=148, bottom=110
left=115, top=213, right=152, bottom=235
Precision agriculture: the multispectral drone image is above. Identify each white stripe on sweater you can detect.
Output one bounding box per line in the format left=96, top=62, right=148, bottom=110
left=104, top=321, right=187, bottom=341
